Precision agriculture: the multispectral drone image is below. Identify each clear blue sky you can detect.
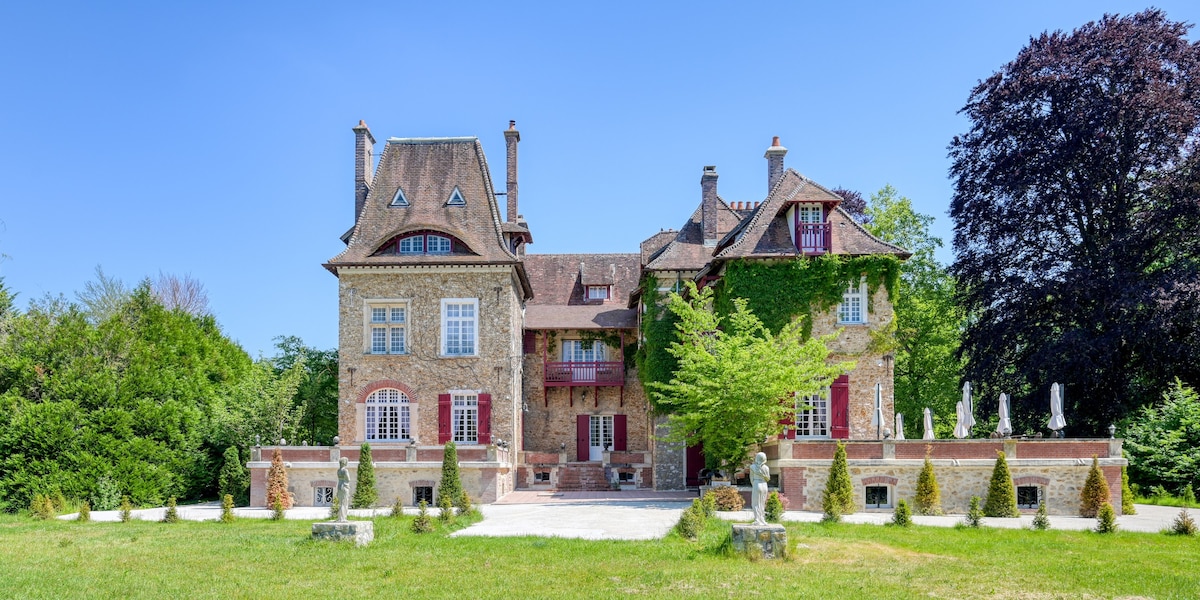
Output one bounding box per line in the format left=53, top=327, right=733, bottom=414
left=2, top=1, right=1197, bottom=357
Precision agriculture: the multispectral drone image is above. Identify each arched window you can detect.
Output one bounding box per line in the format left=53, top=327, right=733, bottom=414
left=373, top=230, right=470, bottom=256
left=365, top=388, right=411, bottom=441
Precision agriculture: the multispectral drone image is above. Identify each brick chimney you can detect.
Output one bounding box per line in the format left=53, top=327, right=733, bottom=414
left=765, top=136, right=787, bottom=194
left=701, top=166, right=719, bottom=247
left=504, top=120, right=520, bottom=223
left=353, top=120, right=376, bottom=223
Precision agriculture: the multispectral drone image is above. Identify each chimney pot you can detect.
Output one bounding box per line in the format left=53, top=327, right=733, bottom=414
left=509, top=120, right=516, bottom=130
left=772, top=136, right=780, bottom=146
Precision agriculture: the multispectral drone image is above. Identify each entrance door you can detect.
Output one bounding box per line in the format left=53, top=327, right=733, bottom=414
left=589, top=415, right=614, bottom=461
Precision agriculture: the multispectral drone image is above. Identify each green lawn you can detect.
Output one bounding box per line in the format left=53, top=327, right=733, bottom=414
left=1, top=513, right=1196, bottom=599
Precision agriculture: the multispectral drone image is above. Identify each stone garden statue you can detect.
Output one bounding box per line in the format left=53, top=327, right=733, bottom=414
left=750, top=452, right=769, bottom=525
left=335, top=457, right=350, bottom=522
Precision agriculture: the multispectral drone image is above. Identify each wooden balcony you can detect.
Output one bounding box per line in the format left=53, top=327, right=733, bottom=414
left=544, top=361, right=625, bottom=387
left=796, top=222, right=831, bottom=254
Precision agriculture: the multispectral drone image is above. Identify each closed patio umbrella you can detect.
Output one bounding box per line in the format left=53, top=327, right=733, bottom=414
left=953, top=401, right=969, bottom=439
left=997, top=393, right=1012, bottom=437
left=963, top=382, right=977, bottom=434
left=923, top=407, right=935, bottom=440
left=895, top=413, right=906, bottom=440
left=1048, top=382, right=1066, bottom=436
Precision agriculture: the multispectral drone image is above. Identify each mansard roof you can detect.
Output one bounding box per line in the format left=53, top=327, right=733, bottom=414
left=326, top=137, right=518, bottom=269
left=713, top=168, right=910, bottom=260
left=642, top=199, right=744, bottom=272
left=523, top=253, right=640, bottom=329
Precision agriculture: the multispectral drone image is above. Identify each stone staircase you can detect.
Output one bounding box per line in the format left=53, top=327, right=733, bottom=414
left=556, top=462, right=610, bottom=491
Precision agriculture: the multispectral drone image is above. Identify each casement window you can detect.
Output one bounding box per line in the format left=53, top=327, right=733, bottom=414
left=586, top=285, right=610, bottom=300
left=563, top=339, right=605, bottom=363
left=364, top=388, right=411, bottom=441
left=837, top=280, right=868, bottom=324
left=441, top=299, right=478, bottom=356
left=794, top=388, right=831, bottom=437
left=365, top=301, right=407, bottom=354
left=796, top=203, right=822, bottom=224
left=372, top=230, right=466, bottom=256
left=438, top=392, right=492, bottom=445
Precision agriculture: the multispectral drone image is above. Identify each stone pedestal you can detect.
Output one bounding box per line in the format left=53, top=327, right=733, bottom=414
left=730, top=524, right=787, bottom=559
left=312, top=521, right=374, bottom=546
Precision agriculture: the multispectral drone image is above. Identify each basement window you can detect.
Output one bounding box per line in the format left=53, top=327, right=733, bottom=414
left=865, top=485, right=891, bottom=509
left=1017, top=486, right=1042, bottom=509
left=314, top=487, right=333, bottom=507
left=618, top=471, right=634, bottom=483
left=535, top=471, right=551, bottom=483
left=414, top=486, right=434, bottom=506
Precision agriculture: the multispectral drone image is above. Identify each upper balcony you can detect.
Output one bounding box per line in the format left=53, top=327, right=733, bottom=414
left=544, top=361, right=625, bottom=387
left=796, top=222, right=831, bottom=255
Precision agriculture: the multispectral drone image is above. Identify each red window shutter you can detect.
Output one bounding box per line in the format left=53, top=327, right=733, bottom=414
left=613, top=414, right=627, bottom=451
left=438, top=394, right=452, bottom=444
left=477, top=394, right=492, bottom=445
left=830, top=375, right=850, bottom=439
left=576, top=415, right=590, bottom=462
left=522, top=331, right=537, bottom=354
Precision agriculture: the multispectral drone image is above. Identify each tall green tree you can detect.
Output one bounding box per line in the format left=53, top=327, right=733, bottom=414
left=864, top=186, right=963, bottom=434
left=1123, top=379, right=1200, bottom=495
left=948, top=9, right=1200, bottom=433
left=648, top=281, right=851, bottom=473
left=351, top=443, right=377, bottom=508
left=271, top=336, right=338, bottom=445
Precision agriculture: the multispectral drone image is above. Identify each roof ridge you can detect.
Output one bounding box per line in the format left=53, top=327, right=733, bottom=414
left=829, top=205, right=910, bottom=255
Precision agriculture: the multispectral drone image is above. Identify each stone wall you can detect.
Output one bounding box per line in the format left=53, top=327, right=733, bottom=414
left=519, top=331, right=651, bottom=458
left=248, top=445, right=513, bottom=506
left=336, top=268, right=523, bottom=463
left=772, top=439, right=1126, bottom=516
left=653, top=416, right=686, bottom=491
left=810, top=285, right=896, bottom=440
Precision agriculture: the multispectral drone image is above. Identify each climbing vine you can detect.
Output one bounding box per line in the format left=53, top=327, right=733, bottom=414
left=714, top=256, right=901, bottom=337
left=636, top=274, right=681, bottom=404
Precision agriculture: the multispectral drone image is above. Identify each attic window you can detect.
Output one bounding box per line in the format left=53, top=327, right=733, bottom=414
left=390, top=187, right=409, bottom=207
left=447, top=187, right=466, bottom=206
left=586, top=286, right=610, bottom=300
left=373, top=230, right=470, bottom=256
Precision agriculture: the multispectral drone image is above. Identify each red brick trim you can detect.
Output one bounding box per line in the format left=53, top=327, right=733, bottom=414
left=1013, top=476, right=1050, bottom=487
left=409, top=480, right=436, bottom=489
left=356, top=379, right=418, bottom=404
left=861, top=475, right=898, bottom=486
left=310, top=480, right=336, bottom=488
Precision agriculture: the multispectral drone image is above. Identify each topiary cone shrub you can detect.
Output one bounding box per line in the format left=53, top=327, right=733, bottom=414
left=915, top=453, right=943, bottom=516
left=76, top=501, right=91, bottom=523
left=826, top=442, right=855, bottom=515
left=1095, top=501, right=1118, bottom=533
left=411, top=500, right=433, bottom=534
left=765, top=491, right=786, bottom=522
left=221, top=494, right=235, bottom=523
left=162, top=497, right=179, bottom=523
left=438, top=442, right=464, bottom=507
left=352, top=443, right=377, bottom=509
left=891, top=498, right=913, bottom=527
left=1120, top=464, right=1136, bottom=516
left=266, top=448, right=293, bottom=510
left=963, top=496, right=984, bottom=528
left=984, top=451, right=1019, bottom=518
left=119, top=496, right=133, bottom=523
left=1031, top=501, right=1050, bottom=530
left=1080, top=455, right=1110, bottom=518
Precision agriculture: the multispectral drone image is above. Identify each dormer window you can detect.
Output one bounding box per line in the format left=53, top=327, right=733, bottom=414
left=373, top=230, right=469, bottom=256
left=586, top=285, right=610, bottom=301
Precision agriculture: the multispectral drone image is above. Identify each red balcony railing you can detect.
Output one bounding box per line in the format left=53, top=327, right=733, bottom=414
left=796, top=222, right=831, bottom=254
left=544, top=361, right=625, bottom=387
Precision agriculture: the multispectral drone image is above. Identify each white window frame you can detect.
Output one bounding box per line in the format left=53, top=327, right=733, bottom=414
left=796, top=203, right=822, bottom=223
left=364, top=300, right=409, bottom=355
left=562, top=339, right=606, bottom=362
left=451, top=392, right=479, bottom=444
left=427, top=234, right=451, bottom=254
left=837, top=279, right=868, bottom=325
left=794, top=387, right=830, bottom=438
left=441, top=298, right=479, bottom=357
left=586, top=285, right=610, bottom=300
left=364, top=388, right=411, bottom=441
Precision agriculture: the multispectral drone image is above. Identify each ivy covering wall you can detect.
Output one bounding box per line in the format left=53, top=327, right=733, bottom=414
left=714, top=256, right=901, bottom=337
left=637, top=256, right=902, bottom=404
